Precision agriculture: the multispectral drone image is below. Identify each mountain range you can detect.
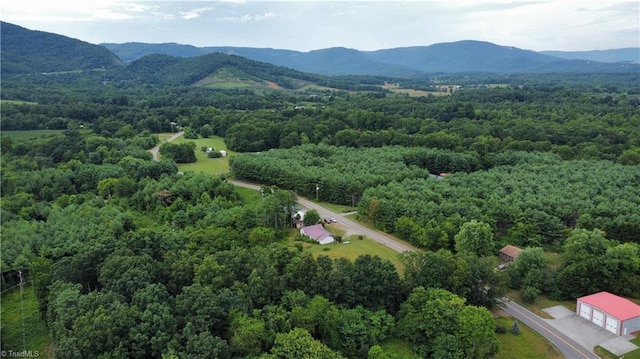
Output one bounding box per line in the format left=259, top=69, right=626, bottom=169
left=2, top=21, right=638, bottom=80
left=102, top=41, right=639, bottom=76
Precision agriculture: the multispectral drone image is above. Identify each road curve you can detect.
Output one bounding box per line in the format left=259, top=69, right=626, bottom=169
left=228, top=179, right=416, bottom=253
left=501, top=299, right=600, bottom=359
left=149, top=132, right=184, bottom=161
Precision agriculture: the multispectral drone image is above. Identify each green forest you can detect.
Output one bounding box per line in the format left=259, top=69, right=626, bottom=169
left=2, top=67, right=640, bottom=358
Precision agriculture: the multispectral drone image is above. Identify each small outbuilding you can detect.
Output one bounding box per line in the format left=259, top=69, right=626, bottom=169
left=577, top=291, right=640, bottom=336
left=300, top=224, right=335, bottom=245
left=499, top=245, right=522, bottom=262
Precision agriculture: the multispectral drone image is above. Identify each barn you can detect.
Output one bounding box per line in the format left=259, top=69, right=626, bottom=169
left=498, top=245, right=522, bottom=262
left=576, top=291, right=640, bottom=336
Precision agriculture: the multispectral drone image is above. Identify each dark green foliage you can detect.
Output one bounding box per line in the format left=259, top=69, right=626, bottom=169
left=1, top=22, right=122, bottom=75
left=231, top=144, right=478, bottom=205
left=159, top=142, right=197, bottom=163
left=303, top=209, right=321, bottom=226
left=360, top=160, right=640, bottom=246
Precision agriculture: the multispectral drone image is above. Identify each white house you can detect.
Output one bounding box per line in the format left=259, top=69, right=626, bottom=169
left=300, top=224, right=335, bottom=245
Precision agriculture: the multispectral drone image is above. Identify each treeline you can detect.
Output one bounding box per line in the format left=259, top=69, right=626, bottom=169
left=230, top=144, right=479, bottom=204
left=359, top=156, right=640, bottom=245
left=1, top=133, right=504, bottom=359
left=3, top=76, right=640, bottom=164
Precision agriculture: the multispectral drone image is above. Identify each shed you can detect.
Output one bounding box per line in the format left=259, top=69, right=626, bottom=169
left=577, top=291, right=640, bottom=336
left=499, top=245, right=522, bottom=262
left=300, top=224, right=335, bottom=245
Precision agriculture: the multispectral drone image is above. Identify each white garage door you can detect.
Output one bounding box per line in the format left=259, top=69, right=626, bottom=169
left=579, top=303, right=591, bottom=320
left=592, top=309, right=604, bottom=327
left=605, top=316, right=618, bottom=334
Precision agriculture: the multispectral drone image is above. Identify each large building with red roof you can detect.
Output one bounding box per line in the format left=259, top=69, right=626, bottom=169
left=576, top=291, right=640, bottom=336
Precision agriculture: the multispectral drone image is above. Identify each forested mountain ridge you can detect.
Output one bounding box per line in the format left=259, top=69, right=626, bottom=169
left=541, top=48, right=640, bottom=63
left=107, top=52, right=385, bottom=90
left=0, top=22, right=123, bottom=75
left=103, top=39, right=639, bottom=75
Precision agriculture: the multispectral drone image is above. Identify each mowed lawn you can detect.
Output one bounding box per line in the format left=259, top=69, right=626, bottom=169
left=169, top=135, right=237, bottom=174
left=289, top=230, right=406, bottom=273
left=494, top=316, right=563, bottom=359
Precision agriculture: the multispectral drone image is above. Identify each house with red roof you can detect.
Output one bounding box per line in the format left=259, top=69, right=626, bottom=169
left=499, top=245, right=522, bottom=262
left=300, top=223, right=335, bottom=245
left=577, top=291, right=640, bottom=336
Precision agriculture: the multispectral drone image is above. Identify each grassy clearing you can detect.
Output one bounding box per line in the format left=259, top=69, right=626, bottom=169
left=1, top=285, right=52, bottom=358
left=315, top=201, right=356, bottom=214
left=1, top=99, right=38, bottom=105
left=599, top=335, right=640, bottom=359
left=494, top=316, right=563, bottom=359
left=506, top=290, right=576, bottom=319
left=379, top=338, right=420, bottom=359
left=172, top=136, right=236, bottom=174
left=2, top=130, right=63, bottom=140
left=289, top=232, right=405, bottom=273
left=235, top=186, right=262, bottom=203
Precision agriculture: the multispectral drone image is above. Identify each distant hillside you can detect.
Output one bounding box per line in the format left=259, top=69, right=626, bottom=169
left=101, top=42, right=207, bottom=62
left=104, top=43, right=421, bottom=77
left=1, top=22, right=122, bottom=75
left=103, top=40, right=637, bottom=75
left=367, top=40, right=562, bottom=73
left=108, top=52, right=380, bottom=91
left=541, top=48, right=640, bottom=63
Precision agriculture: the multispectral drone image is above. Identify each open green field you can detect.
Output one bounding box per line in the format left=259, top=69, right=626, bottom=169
left=379, top=339, right=420, bottom=359
left=2, top=130, right=63, bottom=140
left=1, top=285, right=52, bottom=358
left=494, top=316, right=562, bottom=359
left=315, top=201, right=356, bottom=214
left=289, top=231, right=405, bottom=273
left=171, top=136, right=237, bottom=174
left=1, top=99, right=38, bottom=105
left=506, top=290, right=577, bottom=319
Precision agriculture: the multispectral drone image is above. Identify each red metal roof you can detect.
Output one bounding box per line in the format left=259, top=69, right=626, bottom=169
left=300, top=224, right=333, bottom=242
left=578, top=291, right=640, bottom=321
left=499, top=245, right=522, bottom=259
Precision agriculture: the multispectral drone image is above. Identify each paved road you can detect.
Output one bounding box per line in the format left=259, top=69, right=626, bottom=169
left=149, top=132, right=184, bottom=161
left=228, top=180, right=416, bottom=253
left=500, top=299, right=600, bottom=359
left=164, top=155, right=594, bottom=359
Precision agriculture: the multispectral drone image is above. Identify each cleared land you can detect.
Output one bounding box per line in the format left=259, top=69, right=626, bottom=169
left=172, top=136, right=235, bottom=174
left=289, top=232, right=405, bottom=273
left=1, top=285, right=52, bottom=358
left=494, top=315, right=563, bottom=359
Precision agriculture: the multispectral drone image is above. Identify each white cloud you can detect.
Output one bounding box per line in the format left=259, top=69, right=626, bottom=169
left=217, top=12, right=276, bottom=23
left=180, top=6, right=214, bottom=20
left=1, top=0, right=636, bottom=51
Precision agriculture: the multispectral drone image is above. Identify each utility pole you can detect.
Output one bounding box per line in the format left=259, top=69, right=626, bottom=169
left=18, top=270, right=26, bottom=351
left=315, top=184, right=319, bottom=202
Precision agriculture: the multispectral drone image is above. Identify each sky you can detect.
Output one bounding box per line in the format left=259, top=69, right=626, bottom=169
left=1, top=0, right=638, bottom=52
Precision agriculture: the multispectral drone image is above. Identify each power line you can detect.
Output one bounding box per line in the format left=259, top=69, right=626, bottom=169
left=18, top=270, right=27, bottom=352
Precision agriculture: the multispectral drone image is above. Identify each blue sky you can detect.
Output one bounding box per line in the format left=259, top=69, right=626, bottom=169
left=1, top=1, right=638, bottom=51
